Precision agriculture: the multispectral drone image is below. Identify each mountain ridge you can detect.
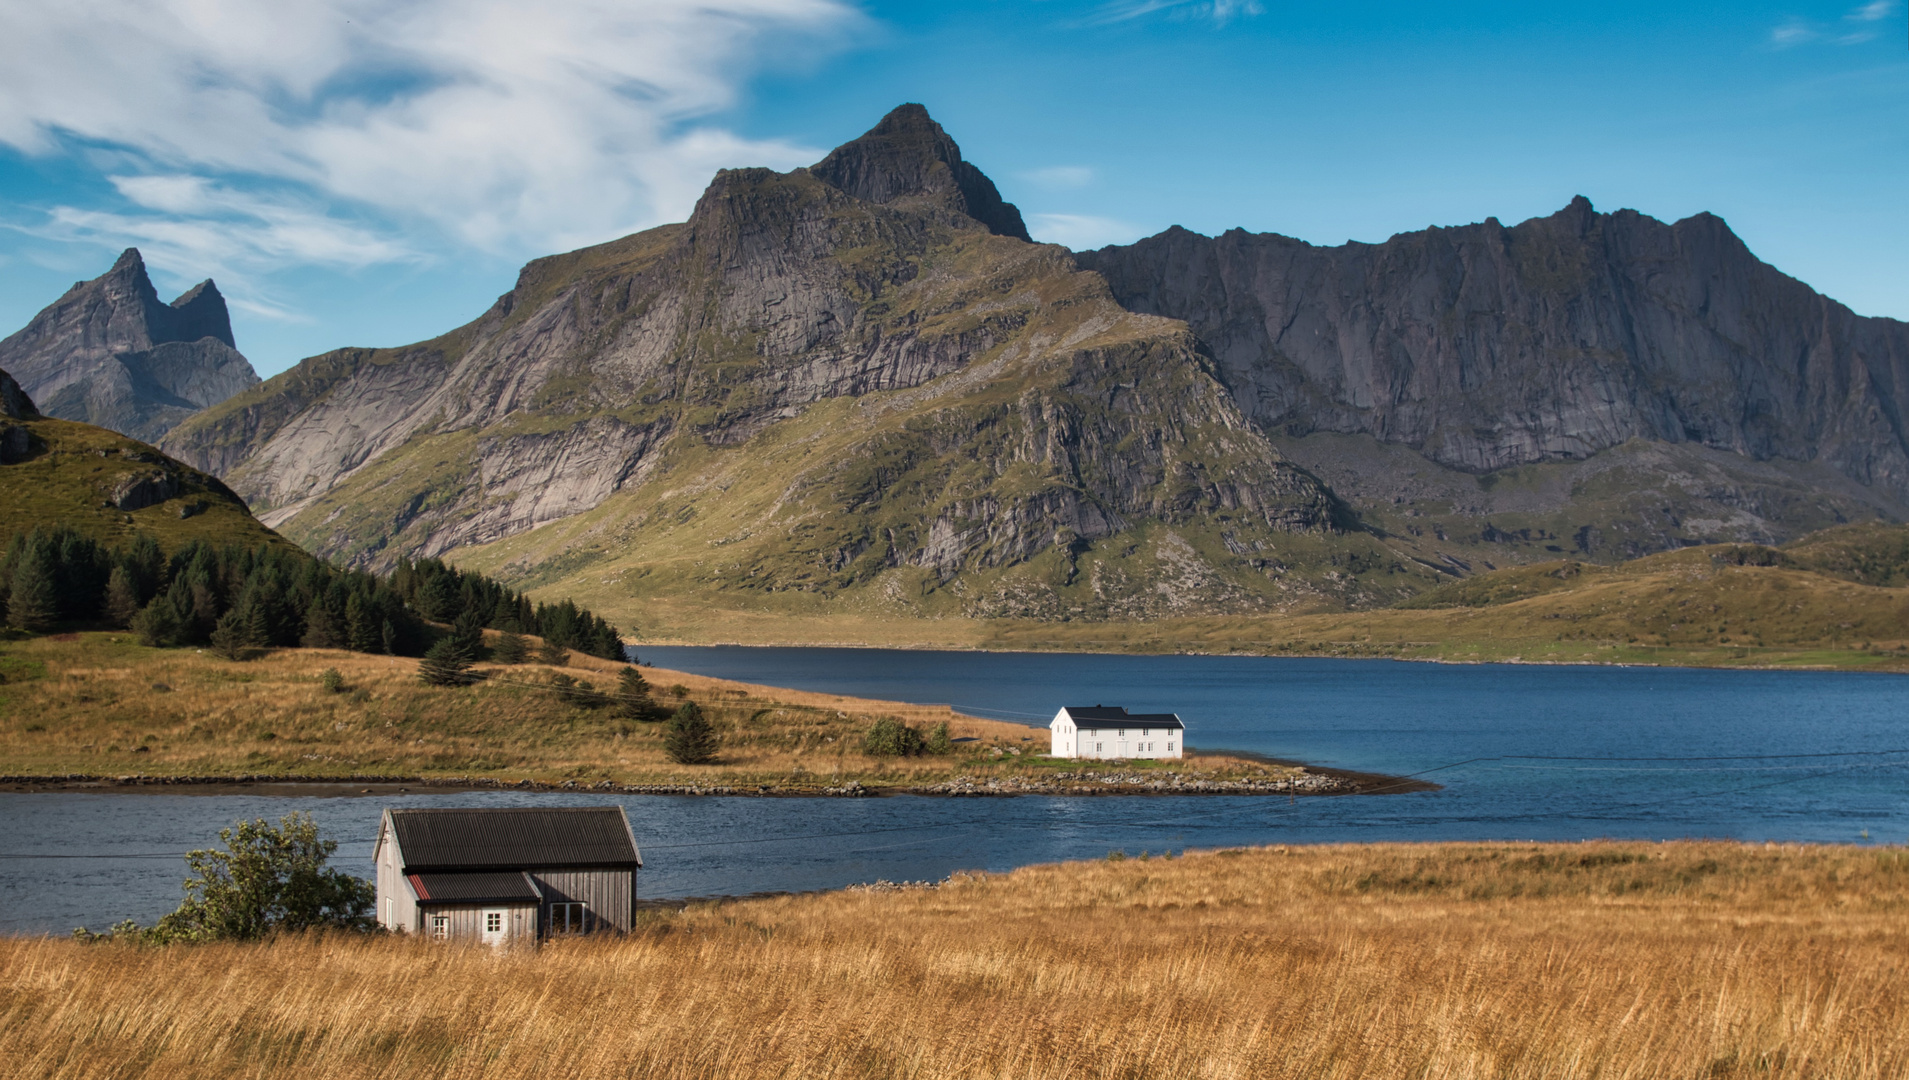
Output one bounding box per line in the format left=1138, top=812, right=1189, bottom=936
left=160, top=106, right=1909, bottom=633
left=0, top=248, right=260, bottom=442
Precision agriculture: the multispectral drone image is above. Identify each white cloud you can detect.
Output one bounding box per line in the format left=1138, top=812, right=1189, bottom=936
left=1771, top=3, right=1895, bottom=47
left=0, top=0, right=863, bottom=274
left=1771, top=21, right=1817, bottom=46
left=1026, top=213, right=1148, bottom=251
left=1023, top=166, right=1097, bottom=190
left=1089, top=0, right=1264, bottom=26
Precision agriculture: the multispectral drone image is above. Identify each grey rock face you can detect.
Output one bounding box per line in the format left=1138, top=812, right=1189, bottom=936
left=0, top=248, right=261, bottom=441
left=164, top=105, right=1338, bottom=590
left=1077, top=197, right=1909, bottom=498
left=810, top=103, right=1031, bottom=241
left=0, top=366, right=37, bottom=420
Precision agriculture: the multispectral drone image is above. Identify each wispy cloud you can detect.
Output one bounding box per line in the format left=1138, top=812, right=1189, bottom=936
left=1025, top=213, right=1147, bottom=250
left=1088, top=0, right=1263, bottom=27
left=1022, top=166, right=1097, bottom=190
left=0, top=0, right=863, bottom=298
left=1771, top=2, right=1897, bottom=47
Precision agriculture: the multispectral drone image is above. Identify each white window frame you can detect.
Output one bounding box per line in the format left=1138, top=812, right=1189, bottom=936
left=429, top=914, right=450, bottom=940
left=485, top=911, right=504, bottom=934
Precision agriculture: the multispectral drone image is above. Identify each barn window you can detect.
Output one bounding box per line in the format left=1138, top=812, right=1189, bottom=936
left=430, top=915, right=449, bottom=940
left=550, top=902, right=589, bottom=934
left=486, top=911, right=504, bottom=934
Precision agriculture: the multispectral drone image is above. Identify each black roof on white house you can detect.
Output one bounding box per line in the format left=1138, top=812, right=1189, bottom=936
left=1056, top=705, right=1185, bottom=730
left=386, top=807, right=641, bottom=871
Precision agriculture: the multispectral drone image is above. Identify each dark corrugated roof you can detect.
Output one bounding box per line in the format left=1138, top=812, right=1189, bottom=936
left=410, top=871, right=541, bottom=903
left=390, top=807, right=641, bottom=870
left=1059, top=705, right=1185, bottom=730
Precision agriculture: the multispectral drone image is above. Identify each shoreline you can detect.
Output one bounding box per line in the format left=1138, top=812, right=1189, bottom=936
left=0, top=763, right=1432, bottom=798
left=642, top=637, right=1908, bottom=675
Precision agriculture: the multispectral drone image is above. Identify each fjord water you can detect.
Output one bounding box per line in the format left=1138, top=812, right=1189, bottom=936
left=3, top=650, right=1905, bottom=934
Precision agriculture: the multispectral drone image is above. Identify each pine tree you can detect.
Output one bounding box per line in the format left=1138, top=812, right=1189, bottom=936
left=209, top=608, right=251, bottom=660
left=417, top=638, right=476, bottom=687
left=300, top=600, right=344, bottom=649
left=537, top=637, right=568, bottom=666
left=4, top=543, right=58, bottom=632
left=104, top=565, right=141, bottom=628
left=345, top=592, right=378, bottom=653
left=615, top=666, right=657, bottom=721
left=663, top=702, right=718, bottom=764
left=132, top=597, right=184, bottom=647
left=452, top=607, right=486, bottom=657
left=493, top=631, right=528, bottom=664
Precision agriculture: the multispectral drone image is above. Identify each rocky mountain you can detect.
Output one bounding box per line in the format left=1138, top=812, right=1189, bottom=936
left=165, top=105, right=1420, bottom=629
left=1078, top=200, right=1909, bottom=557
left=0, top=249, right=261, bottom=442
left=0, top=364, right=283, bottom=552
left=159, top=105, right=1909, bottom=637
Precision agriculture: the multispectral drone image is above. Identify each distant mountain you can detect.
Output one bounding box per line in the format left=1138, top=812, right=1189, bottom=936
left=0, top=365, right=284, bottom=552
left=0, top=249, right=260, bottom=442
left=165, top=104, right=1400, bottom=625
left=159, top=105, right=1909, bottom=639
left=1077, top=200, right=1909, bottom=556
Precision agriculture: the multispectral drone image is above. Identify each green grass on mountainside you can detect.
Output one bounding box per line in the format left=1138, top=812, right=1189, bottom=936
left=0, top=416, right=287, bottom=553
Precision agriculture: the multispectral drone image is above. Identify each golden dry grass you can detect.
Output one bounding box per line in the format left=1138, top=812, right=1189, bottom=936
left=0, top=632, right=1282, bottom=789
left=4, top=841, right=1905, bottom=1079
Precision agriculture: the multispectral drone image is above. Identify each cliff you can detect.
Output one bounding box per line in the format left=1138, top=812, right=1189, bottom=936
left=1077, top=199, right=1909, bottom=492
left=164, top=106, right=1404, bottom=622
left=0, top=249, right=261, bottom=442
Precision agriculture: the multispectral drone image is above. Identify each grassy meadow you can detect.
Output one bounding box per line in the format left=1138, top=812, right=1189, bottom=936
left=612, top=535, right=1909, bottom=674
left=0, top=631, right=1292, bottom=790
left=4, top=841, right=1905, bottom=1078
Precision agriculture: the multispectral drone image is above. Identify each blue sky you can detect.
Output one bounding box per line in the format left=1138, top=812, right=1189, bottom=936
left=1, top=0, right=1903, bottom=377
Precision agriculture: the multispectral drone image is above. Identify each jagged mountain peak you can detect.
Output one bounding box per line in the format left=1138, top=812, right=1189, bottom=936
left=810, top=103, right=1031, bottom=241
left=0, top=248, right=258, bottom=441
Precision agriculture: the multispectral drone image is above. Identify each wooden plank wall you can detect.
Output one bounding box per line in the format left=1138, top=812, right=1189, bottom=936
left=532, top=868, right=635, bottom=932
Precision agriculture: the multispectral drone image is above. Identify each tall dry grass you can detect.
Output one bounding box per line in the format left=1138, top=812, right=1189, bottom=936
left=5, top=841, right=1906, bottom=1079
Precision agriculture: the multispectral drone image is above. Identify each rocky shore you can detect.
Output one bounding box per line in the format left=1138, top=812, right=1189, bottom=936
left=0, top=768, right=1372, bottom=797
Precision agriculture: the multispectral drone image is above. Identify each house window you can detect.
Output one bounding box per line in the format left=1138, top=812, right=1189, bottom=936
left=1096, top=743, right=1103, bottom=753
left=550, top=902, right=588, bottom=934
left=485, top=911, right=504, bottom=934
left=1167, top=741, right=1174, bottom=751
left=430, top=914, right=449, bottom=940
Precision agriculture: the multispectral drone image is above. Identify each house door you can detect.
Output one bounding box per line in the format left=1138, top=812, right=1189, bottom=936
left=481, top=908, right=507, bottom=947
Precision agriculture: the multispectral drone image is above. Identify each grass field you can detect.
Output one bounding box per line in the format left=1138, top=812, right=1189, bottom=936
left=0, top=632, right=1289, bottom=790
left=622, top=540, right=1909, bottom=674
left=4, top=841, right=1904, bottom=1078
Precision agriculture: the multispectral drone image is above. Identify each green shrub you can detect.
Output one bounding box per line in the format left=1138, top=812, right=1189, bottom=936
left=926, top=721, right=953, bottom=755
left=493, top=631, right=529, bottom=664
left=862, top=717, right=927, bottom=757
left=663, top=702, right=718, bottom=764
left=319, top=668, right=345, bottom=693
left=615, top=666, right=659, bottom=720
left=537, top=638, right=569, bottom=666
left=417, top=638, right=477, bottom=687
left=73, top=813, right=374, bottom=943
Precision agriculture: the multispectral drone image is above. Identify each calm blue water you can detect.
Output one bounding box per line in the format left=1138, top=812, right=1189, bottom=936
left=2, top=648, right=1905, bottom=934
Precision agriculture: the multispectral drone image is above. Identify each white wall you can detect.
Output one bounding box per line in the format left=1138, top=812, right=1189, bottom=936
left=1050, top=713, right=1183, bottom=760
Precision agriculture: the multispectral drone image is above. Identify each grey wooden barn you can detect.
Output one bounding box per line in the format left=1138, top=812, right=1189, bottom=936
left=374, top=806, right=641, bottom=944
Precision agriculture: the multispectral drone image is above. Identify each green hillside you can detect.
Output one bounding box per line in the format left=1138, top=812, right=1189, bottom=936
left=0, top=412, right=286, bottom=554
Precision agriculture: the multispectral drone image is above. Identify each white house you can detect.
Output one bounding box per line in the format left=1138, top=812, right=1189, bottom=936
left=1050, top=705, right=1185, bottom=760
